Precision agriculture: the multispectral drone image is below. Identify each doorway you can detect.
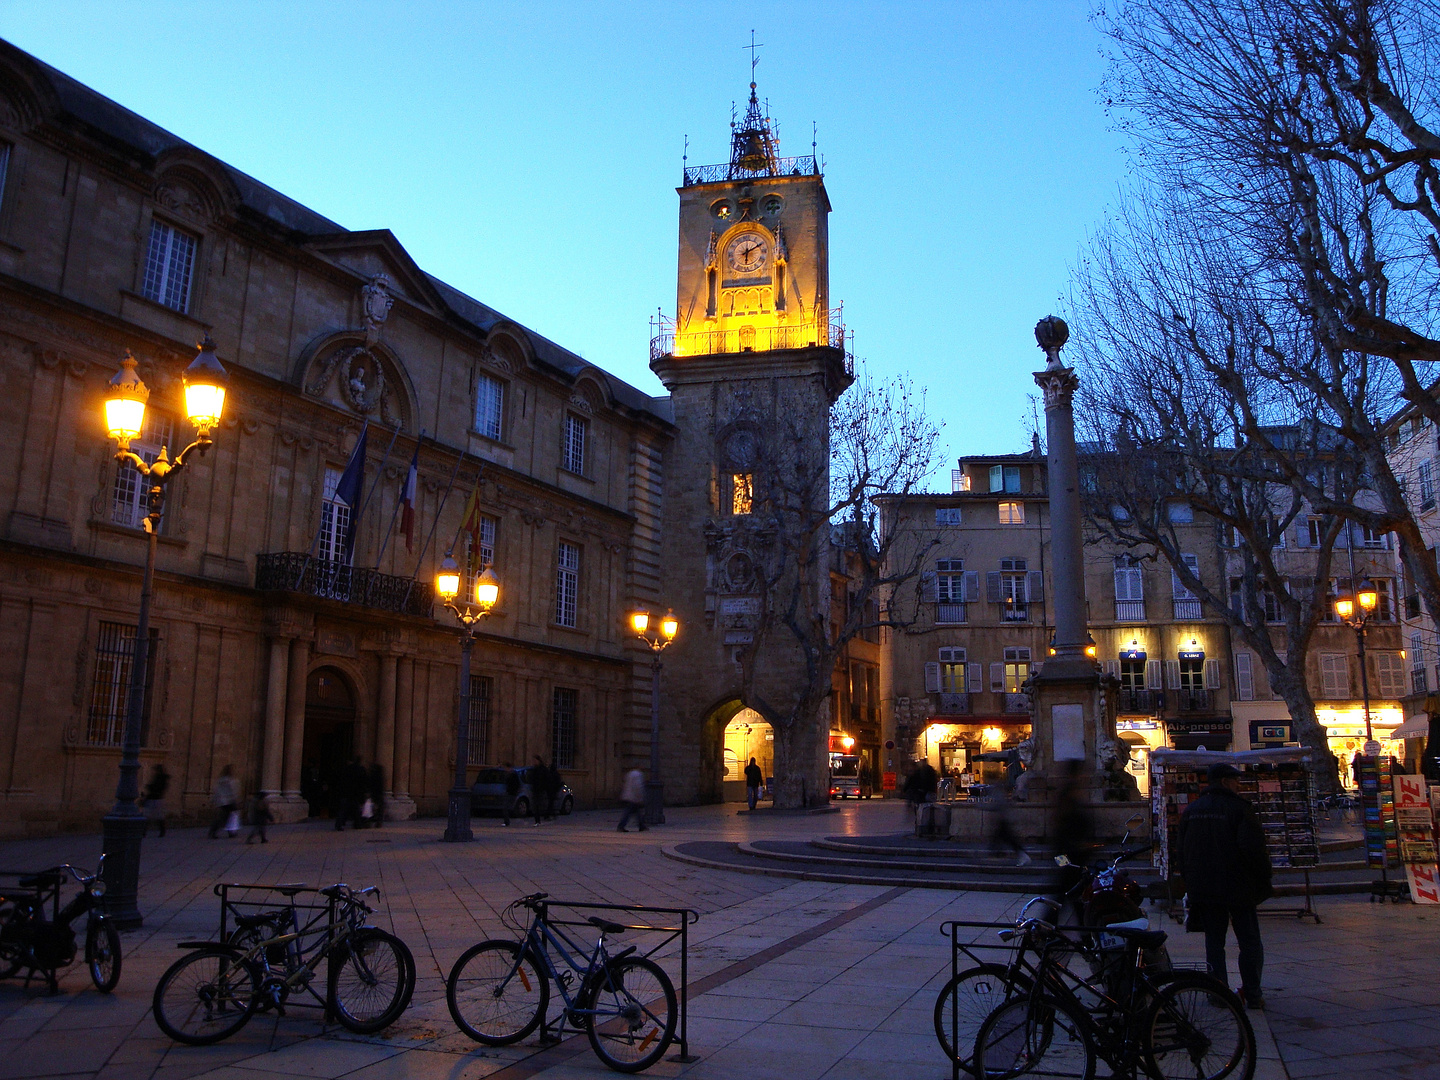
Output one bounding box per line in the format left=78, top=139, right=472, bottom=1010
left=302, top=666, right=357, bottom=817
left=722, top=708, right=773, bottom=802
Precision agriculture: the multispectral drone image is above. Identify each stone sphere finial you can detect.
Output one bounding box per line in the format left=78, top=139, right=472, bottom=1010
left=1035, top=316, right=1069, bottom=371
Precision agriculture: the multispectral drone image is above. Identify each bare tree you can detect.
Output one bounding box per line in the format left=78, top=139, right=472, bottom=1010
left=734, top=369, right=943, bottom=808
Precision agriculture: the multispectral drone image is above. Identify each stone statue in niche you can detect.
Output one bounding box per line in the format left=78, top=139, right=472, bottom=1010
left=344, top=349, right=386, bottom=415
left=362, top=275, right=394, bottom=343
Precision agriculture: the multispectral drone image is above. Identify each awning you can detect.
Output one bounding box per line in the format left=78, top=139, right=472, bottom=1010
left=1393, top=714, right=1432, bottom=739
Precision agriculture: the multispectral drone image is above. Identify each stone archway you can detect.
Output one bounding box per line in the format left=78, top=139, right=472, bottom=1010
left=301, top=666, right=357, bottom=817
left=722, top=708, right=774, bottom=802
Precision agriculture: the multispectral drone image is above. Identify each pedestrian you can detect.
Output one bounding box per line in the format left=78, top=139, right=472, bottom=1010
left=144, top=762, right=170, bottom=837
left=245, top=787, right=271, bottom=844
left=545, top=759, right=563, bottom=820
left=1176, top=762, right=1273, bottom=1010
left=501, top=763, right=521, bottom=826
left=335, top=756, right=367, bottom=831
left=368, top=761, right=385, bottom=828
left=744, top=756, right=763, bottom=811
left=209, top=764, right=238, bottom=838
left=617, top=767, right=647, bottom=832
left=988, top=785, right=1032, bottom=866
left=530, top=757, right=548, bottom=826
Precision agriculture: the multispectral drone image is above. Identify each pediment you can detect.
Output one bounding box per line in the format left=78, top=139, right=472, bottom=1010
left=307, top=230, right=446, bottom=313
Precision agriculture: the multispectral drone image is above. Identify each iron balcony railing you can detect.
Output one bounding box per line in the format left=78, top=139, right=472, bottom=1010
left=1118, top=688, right=1164, bottom=714
left=1176, top=688, right=1213, bottom=712
left=650, top=312, right=851, bottom=366
left=936, top=692, right=970, bottom=715
left=255, top=552, right=434, bottom=618
left=682, top=155, right=819, bottom=186
left=935, top=602, right=966, bottom=625
left=1114, top=600, right=1146, bottom=622
left=1172, top=599, right=1203, bottom=620
left=1003, top=692, right=1030, bottom=715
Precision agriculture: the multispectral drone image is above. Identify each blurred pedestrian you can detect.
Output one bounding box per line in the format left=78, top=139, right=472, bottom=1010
left=245, top=787, right=271, bottom=844
left=545, top=759, right=563, bottom=820
left=1177, top=762, right=1273, bottom=1010
left=1050, top=761, right=1094, bottom=911
left=208, top=764, right=238, bottom=839
left=335, top=756, right=367, bottom=831
left=368, top=761, right=385, bottom=827
left=530, top=757, right=548, bottom=826
left=617, top=767, right=647, bottom=832
left=144, top=763, right=170, bottom=837
left=744, top=757, right=763, bottom=811
left=501, top=763, right=520, bottom=826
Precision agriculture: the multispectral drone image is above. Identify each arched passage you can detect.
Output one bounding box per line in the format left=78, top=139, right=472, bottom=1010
left=301, top=666, right=357, bottom=817
left=722, top=708, right=774, bottom=802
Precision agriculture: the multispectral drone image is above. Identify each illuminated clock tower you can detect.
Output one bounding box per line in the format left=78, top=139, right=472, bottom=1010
left=650, top=81, right=853, bottom=809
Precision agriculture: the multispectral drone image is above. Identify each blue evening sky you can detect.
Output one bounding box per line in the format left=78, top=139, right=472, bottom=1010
left=3, top=2, right=1122, bottom=480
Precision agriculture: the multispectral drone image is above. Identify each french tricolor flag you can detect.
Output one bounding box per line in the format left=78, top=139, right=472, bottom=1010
left=400, top=448, right=419, bottom=553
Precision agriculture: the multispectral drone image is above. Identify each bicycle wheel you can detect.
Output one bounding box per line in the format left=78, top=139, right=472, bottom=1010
left=86, top=920, right=122, bottom=992
left=153, top=949, right=260, bottom=1045
left=583, top=956, right=676, bottom=1073
left=1143, top=972, right=1255, bottom=1080
left=447, top=940, right=548, bottom=1045
left=933, top=964, right=1031, bottom=1071
left=329, top=928, right=411, bottom=1033
left=974, top=996, right=1095, bottom=1080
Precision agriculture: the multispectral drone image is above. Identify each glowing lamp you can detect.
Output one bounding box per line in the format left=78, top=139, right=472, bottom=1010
left=105, top=351, right=149, bottom=447
left=1085, top=645, right=1097, bottom=658
left=631, top=610, right=651, bottom=635
left=1334, top=595, right=1354, bottom=620
left=841, top=735, right=855, bottom=750
left=474, top=567, right=500, bottom=609
left=1357, top=579, right=1378, bottom=612
left=182, top=335, right=229, bottom=435
left=661, top=610, right=679, bottom=640
left=436, top=557, right=461, bottom=602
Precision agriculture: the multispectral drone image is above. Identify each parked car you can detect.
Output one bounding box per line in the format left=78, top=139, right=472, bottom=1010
left=470, top=767, right=574, bottom=817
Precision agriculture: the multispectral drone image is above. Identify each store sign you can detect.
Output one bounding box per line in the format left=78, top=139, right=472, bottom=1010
left=1178, top=650, right=1205, bottom=661
left=1119, top=648, right=1146, bottom=661
left=1258, top=726, right=1290, bottom=741
left=1168, top=721, right=1233, bottom=734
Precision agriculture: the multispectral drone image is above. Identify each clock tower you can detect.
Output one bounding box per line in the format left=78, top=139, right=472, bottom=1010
left=650, top=81, right=852, bottom=808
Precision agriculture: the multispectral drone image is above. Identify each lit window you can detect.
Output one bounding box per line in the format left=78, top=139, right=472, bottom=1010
left=475, top=373, right=504, bottom=440
left=999, top=501, right=1025, bottom=525
left=555, top=541, right=580, bottom=627
left=1003, top=647, right=1031, bottom=692
left=562, top=414, right=587, bottom=475
left=938, top=647, right=967, bottom=693
left=552, top=687, right=578, bottom=768
left=141, top=219, right=198, bottom=313
left=732, top=473, right=753, bottom=515
left=111, top=412, right=174, bottom=530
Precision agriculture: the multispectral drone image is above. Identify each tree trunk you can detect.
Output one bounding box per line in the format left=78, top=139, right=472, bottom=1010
left=769, top=699, right=828, bottom=809
left=1269, top=665, right=1339, bottom=794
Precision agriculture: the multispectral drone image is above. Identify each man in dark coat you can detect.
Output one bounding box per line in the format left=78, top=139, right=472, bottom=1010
left=1176, top=762, right=1273, bottom=1009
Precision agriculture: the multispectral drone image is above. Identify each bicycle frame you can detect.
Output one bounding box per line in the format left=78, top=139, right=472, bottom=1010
left=510, top=903, right=627, bottom=1025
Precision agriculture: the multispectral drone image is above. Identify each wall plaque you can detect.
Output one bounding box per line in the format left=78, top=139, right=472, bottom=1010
left=720, top=597, right=760, bottom=615
left=1052, top=703, right=1085, bottom=761
left=723, top=631, right=754, bottom=645
left=316, top=628, right=357, bottom=657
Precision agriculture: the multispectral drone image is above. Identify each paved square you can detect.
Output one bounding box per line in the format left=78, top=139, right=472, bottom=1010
left=0, top=802, right=1434, bottom=1079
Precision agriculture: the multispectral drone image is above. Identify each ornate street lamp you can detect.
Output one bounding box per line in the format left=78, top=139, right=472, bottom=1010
left=101, top=337, right=228, bottom=928
left=1335, top=578, right=1380, bottom=755
left=437, top=560, right=499, bottom=841
left=630, top=608, right=679, bottom=825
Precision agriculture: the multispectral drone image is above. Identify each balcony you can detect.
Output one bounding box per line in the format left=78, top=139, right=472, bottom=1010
left=1114, top=600, right=1146, bottom=622
left=935, top=602, right=966, bottom=625
left=1001, top=604, right=1030, bottom=623
left=936, top=692, right=970, bottom=715
left=1003, top=692, right=1030, bottom=714
left=255, top=553, right=434, bottom=618
left=1172, top=599, right=1202, bottom=620
left=1119, top=688, right=1164, bottom=714
left=1176, top=689, right=1213, bottom=712
left=650, top=309, right=851, bottom=368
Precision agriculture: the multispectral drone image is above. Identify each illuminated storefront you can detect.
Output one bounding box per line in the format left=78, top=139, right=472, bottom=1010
left=918, top=719, right=1031, bottom=785
left=1116, top=720, right=1164, bottom=795
left=1316, top=706, right=1404, bottom=789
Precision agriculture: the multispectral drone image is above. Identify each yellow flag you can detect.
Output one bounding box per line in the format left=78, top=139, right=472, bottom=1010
left=459, top=484, right=483, bottom=541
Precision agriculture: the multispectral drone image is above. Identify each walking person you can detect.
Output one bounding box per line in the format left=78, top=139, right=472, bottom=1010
left=501, top=763, right=520, bottom=826
left=1176, top=762, right=1273, bottom=1009
left=367, top=761, right=385, bottom=828
left=530, top=757, right=548, bottom=826
left=208, top=764, right=239, bottom=839
left=144, top=762, right=170, bottom=837
left=744, top=757, right=763, bottom=811
left=245, top=787, right=271, bottom=844
left=335, top=757, right=367, bottom=831
left=617, top=767, right=647, bottom=832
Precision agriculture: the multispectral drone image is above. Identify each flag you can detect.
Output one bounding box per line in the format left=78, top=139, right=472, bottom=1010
left=399, top=445, right=419, bottom=553
left=334, top=423, right=368, bottom=562
left=459, top=481, right=484, bottom=543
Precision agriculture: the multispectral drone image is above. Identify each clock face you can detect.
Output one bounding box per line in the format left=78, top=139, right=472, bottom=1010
left=724, top=429, right=759, bottom=469
left=726, top=234, right=769, bottom=274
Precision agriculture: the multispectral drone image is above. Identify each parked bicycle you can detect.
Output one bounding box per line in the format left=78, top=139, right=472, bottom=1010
left=447, top=892, right=677, bottom=1073
left=0, top=858, right=120, bottom=994
left=153, top=882, right=414, bottom=1045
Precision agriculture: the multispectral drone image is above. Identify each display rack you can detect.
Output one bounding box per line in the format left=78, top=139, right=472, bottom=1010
left=1150, top=748, right=1320, bottom=922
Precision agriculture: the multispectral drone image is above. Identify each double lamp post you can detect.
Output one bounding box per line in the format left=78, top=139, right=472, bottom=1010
left=101, top=338, right=229, bottom=928
left=1334, top=578, right=1381, bottom=757
left=630, top=609, right=678, bottom=825
left=435, top=558, right=500, bottom=842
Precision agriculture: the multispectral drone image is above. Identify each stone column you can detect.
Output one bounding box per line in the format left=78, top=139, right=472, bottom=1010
left=389, top=656, right=417, bottom=819
left=273, top=636, right=311, bottom=823
left=376, top=653, right=397, bottom=792
left=262, top=637, right=290, bottom=797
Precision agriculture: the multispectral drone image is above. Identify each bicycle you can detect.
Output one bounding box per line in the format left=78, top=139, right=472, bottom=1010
left=0, top=859, right=120, bottom=994
left=972, top=918, right=1254, bottom=1080
left=446, top=892, right=677, bottom=1074
left=152, top=882, right=414, bottom=1045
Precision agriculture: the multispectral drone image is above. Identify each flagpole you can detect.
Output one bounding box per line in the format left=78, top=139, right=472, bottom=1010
left=376, top=432, right=423, bottom=567
left=401, top=448, right=466, bottom=609
left=295, top=418, right=370, bottom=589
left=353, top=420, right=403, bottom=537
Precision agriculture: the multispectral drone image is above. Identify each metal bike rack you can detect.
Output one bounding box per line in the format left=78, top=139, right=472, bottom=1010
left=532, top=898, right=700, bottom=1062
left=939, top=920, right=1024, bottom=1080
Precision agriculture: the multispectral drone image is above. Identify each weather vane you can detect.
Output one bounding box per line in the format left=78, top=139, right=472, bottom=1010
left=745, top=29, right=763, bottom=84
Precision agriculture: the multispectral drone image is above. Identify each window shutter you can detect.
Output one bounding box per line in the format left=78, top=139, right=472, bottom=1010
left=1104, top=660, right=1120, bottom=679
left=1234, top=652, right=1254, bottom=701
left=963, top=571, right=979, bottom=602
left=967, top=662, right=982, bottom=693
left=990, top=662, right=1005, bottom=693
left=1146, top=660, right=1163, bottom=689
left=1204, top=658, right=1221, bottom=690
left=920, top=571, right=938, bottom=603
left=924, top=662, right=941, bottom=694
left=1026, top=571, right=1044, bottom=602
left=1165, top=660, right=1181, bottom=690
left=986, top=572, right=1002, bottom=603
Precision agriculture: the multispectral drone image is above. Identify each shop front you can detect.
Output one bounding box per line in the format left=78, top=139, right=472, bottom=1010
left=1315, top=706, right=1404, bottom=789
left=1116, top=719, right=1164, bottom=795
left=1165, top=718, right=1233, bottom=751
left=918, top=718, right=1031, bottom=788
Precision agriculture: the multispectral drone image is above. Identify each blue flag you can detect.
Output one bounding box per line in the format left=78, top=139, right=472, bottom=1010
left=334, top=423, right=367, bottom=562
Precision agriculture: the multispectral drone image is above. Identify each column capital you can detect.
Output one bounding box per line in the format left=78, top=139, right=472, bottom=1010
left=1033, top=366, right=1079, bottom=409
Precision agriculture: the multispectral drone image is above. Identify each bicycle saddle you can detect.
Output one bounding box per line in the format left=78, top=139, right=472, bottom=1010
left=274, top=884, right=308, bottom=897
left=587, top=916, right=628, bottom=936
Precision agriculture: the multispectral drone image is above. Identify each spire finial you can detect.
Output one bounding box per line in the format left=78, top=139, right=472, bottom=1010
left=746, top=29, right=763, bottom=90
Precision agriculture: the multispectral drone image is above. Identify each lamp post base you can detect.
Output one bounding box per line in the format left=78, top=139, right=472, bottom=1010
left=443, top=786, right=473, bottom=842
left=100, top=811, right=146, bottom=929
left=643, top=779, right=665, bottom=826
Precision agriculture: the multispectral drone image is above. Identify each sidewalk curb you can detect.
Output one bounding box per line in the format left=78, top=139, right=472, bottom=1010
left=661, top=842, right=1046, bottom=891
